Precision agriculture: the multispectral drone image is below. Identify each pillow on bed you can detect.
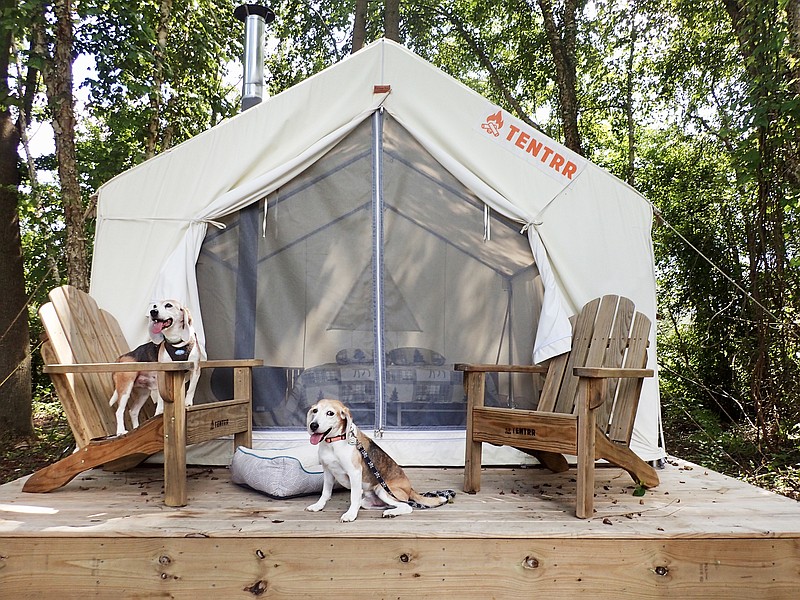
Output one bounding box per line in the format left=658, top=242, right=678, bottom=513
left=388, top=347, right=446, bottom=366
left=230, top=446, right=324, bottom=499
left=336, top=348, right=374, bottom=364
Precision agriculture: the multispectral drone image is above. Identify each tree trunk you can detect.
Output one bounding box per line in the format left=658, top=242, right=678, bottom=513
left=787, top=0, right=800, bottom=95
left=782, top=0, right=800, bottom=186
left=624, top=3, right=638, bottom=186
left=384, top=0, right=400, bottom=41
left=352, top=0, right=367, bottom=52
left=37, top=0, right=88, bottom=291
left=0, top=0, right=33, bottom=438
left=537, top=0, right=584, bottom=155
left=722, top=0, right=794, bottom=448
left=145, top=0, right=172, bottom=159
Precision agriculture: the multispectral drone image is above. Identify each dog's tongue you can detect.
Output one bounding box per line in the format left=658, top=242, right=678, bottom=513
left=150, top=320, right=165, bottom=335
left=309, top=432, right=325, bottom=446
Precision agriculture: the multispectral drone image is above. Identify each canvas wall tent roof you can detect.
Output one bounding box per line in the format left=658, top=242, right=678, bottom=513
left=90, top=39, right=663, bottom=465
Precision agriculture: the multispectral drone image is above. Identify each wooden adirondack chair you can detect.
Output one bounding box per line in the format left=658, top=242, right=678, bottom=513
left=23, top=285, right=262, bottom=507
left=455, top=295, right=659, bottom=518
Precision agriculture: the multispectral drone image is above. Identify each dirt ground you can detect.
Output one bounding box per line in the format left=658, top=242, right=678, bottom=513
left=0, top=399, right=75, bottom=485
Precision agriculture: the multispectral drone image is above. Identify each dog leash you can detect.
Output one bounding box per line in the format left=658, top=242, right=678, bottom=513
left=352, top=435, right=455, bottom=510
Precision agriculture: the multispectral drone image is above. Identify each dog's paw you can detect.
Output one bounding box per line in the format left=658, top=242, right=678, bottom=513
left=382, top=504, right=413, bottom=518
left=340, top=510, right=358, bottom=522
left=305, top=502, right=325, bottom=512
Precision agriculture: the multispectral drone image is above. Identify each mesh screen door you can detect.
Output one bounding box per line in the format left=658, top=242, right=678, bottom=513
left=196, top=112, right=541, bottom=433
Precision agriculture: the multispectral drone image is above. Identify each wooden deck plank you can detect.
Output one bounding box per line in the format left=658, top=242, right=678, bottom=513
left=1, top=459, right=798, bottom=598
left=2, top=536, right=797, bottom=599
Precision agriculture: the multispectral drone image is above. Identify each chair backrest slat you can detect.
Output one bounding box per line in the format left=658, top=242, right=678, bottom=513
left=540, top=295, right=649, bottom=445
left=553, top=298, right=599, bottom=413
left=536, top=352, right=569, bottom=413
left=39, top=285, right=134, bottom=443
left=607, top=311, right=651, bottom=443
left=596, top=296, right=634, bottom=427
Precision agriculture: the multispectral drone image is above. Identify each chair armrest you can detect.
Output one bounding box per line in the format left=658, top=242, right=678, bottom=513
left=573, top=367, right=654, bottom=379
left=454, top=363, right=549, bottom=374
left=44, top=359, right=264, bottom=375
left=44, top=361, right=194, bottom=374
left=200, top=359, right=263, bottom=368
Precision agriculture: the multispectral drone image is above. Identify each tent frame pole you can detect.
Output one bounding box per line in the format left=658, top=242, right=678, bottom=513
left=371, top=109, right=387, bottom=436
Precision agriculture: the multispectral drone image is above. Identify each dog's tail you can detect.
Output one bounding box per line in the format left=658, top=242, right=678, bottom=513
left=407, top=489, right=456, bottom=510
left=109, top=390, right=119, bottom=408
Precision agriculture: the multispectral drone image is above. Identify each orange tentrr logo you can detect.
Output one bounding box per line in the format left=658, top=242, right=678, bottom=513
left=481, top=110, right=504, bottom=137
left=481, top=108, right=581, bottom=181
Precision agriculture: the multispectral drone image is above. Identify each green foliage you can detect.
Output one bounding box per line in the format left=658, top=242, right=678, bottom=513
left=636, top=0, right=800, bottom=472
left=78, top=0, right=242, bottom=165
left=263, top=0, right=355, bottom=92
left=262, top=0, right=560, bottom=130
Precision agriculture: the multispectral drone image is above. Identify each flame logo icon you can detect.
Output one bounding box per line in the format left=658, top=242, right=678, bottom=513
left=481, top=110, right=504, bottom=137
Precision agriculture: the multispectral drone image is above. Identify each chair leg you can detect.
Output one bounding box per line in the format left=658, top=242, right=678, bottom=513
left=463, top=371, right=485, bottom=494
left=464, top=439, right=482, bottom=493
left=519, top=449, right=570, bottom=473
left=233, top=366, right=253, bottom=449
left=161, top=371, right=188, bottom=507
left=596, top=434, right=660, bottom=489
left=22, top=417, right=164, bottom=493
left=576, top=379, right=599, bottom=518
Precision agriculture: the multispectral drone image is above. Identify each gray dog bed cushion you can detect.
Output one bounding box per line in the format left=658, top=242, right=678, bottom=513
left=230, top=446, right=325, bottom=499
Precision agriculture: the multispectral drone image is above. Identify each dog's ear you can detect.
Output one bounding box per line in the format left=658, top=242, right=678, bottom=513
left=339, top=405, right=352, bottom=429
left=178, top=307, right=194, bottom=344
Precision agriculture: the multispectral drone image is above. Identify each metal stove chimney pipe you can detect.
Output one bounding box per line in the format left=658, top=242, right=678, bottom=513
left=234, top=3, right=275, bottom=111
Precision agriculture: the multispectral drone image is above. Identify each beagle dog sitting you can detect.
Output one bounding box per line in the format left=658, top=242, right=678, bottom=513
left=108, top=300, right=202, bottom=436
left=305, top=399, right=452, bottom=522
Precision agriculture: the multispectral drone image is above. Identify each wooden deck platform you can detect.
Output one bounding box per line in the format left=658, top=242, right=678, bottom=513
left=1, top=457, right=798, bottom=598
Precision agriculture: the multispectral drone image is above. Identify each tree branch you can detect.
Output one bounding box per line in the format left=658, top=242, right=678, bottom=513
left=441, top=6, right=541, bottom=130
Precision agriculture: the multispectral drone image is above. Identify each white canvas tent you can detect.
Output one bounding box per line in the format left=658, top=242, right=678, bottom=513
left=90, top=39, right=663, bottom=465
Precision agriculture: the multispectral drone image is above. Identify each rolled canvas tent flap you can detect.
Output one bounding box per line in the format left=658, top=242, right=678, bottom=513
left=91, top=39, right=663, bottom=463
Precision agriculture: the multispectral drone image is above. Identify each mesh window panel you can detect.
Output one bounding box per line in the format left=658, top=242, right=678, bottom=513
left=196, top=115, right=543, bottom=431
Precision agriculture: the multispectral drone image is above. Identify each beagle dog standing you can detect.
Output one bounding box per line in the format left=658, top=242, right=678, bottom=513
left=305, top=398, right=453, bottom=522
left=108, top=300, right=202, bottom=436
